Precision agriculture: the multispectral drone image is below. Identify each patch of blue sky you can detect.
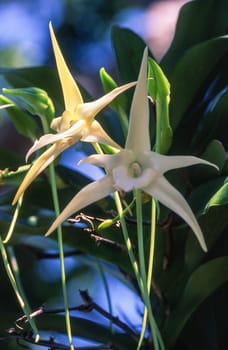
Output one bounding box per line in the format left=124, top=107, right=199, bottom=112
left=0, top=0, right=63, bottom=65
left=71, top=7, right=146, bottom=73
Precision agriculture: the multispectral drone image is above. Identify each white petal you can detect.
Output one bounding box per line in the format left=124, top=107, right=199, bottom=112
left=46, top=175, right=114, bottom=236
left=49, top=22, right=83, bottom=112
left=80, top=153, right=116, bottom=168
left=81, top=120, right=121, bottom=149
left=144, top=176, right=207, bottom=251
left=76, top=81, right=136, bottom=121
left=126, top=48, right=151, bottom=153
left=26, top=120, right=85, bottom=161
left=13, top=143, right=68, bottom=204
left=149, top=152, right=219, bottom=174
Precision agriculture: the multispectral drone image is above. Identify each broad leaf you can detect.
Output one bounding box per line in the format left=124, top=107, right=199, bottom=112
left=162, top=0, right=228, bottom=73
left=163, top=257, right=228, bottom=349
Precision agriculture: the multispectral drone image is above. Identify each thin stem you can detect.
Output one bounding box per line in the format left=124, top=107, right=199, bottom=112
left=96, top=259, right=113, bottom=333
left=117, top=106, right=129, bottom=139
left=41, top=113, right=74, bottom=349
left=0, top=237, right=40, bottom=341
left=155, top=100, right=162, bottom=154
left=48, top=163, right=74, bottom=350
left=113, top=192, right=141, bottom=285
left=135, top=190, right=160, bottom=350
left=147, top=199, right=157, bottom=293
left=3, top=194, right=23, bottom=244
left=114, top=192, right=161, bottom=349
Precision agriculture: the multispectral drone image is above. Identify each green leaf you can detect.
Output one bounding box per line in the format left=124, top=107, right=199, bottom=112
left=167, top=36, right=228, bottom=131
left=148, top=58, right=170, bottom=100
left=184, top=205, right=228, bottom=272
left=188, top=140, right=226, bottom=186
left=190, top=90, right=228, bottom=152
left=201, top=140, right=227, bottom=171
left=100, top=68, right=127, bottom=110
left=111, top=26, right=146, bottom=84
left=162, top=0, right=228, bottom=73
left=188, top=175, right=227, bottom=216
left=3, top=87, right=55, bottom=125
left=163, top=256, right=228, bottom=349
left=0, top=94, right=39, bottom=139
left=99, top=67, right=130, bottom=137
left=148, top=57, right=172, bottom=153
left=206, top=177, right=228, bottom=209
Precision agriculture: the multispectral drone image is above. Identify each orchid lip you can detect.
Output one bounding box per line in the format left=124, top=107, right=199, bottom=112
left=129, top=161, right=142, bottom=177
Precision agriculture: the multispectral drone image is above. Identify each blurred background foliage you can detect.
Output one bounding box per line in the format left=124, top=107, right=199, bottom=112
left=0, top=0, right=228, bottom=349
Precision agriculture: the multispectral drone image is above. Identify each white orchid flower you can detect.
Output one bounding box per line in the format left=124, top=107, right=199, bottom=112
left=12, top=23, right=136, bottom=204
left=46, top=48, right=218, bottom=251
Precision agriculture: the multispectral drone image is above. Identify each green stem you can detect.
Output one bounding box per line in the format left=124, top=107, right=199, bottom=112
left=114, top=191, right=162, bottom=349
left=118, top=106, right=129, bottom=139
left=0, top=237, right=40, bottom=341
left=148, top=198, right=157, bottom=292
left=135, top=190, right=160, bottom=350
left=96, top=259, right=113, bottom=333
left=155, top=100, right=162, bottom=154
left=48, top=163, right=74, bottom=350
left=3, top=194, right=23, bottom=244
left=137, top=200, right=159, bottom=350
left=41, top=114, right=74, bottom=349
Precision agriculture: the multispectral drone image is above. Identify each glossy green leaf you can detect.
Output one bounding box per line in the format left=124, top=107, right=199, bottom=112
left=3, top=87, right=55, bottom=125
left=0, top=94, right=38, bottom=139
left=100, top=67, right=128, bottom=111
left=201, top=140, right=227, bottom=171
left=167, top=36, right=228, bottom=131
left=190, top=90, right=228, bottom=152
left=99, top=67, right=130, bottom=137
left=185, top=205, right=228, bottom=272
left=148, top=57, right=172, bottom=153
left=162, top=0, right=228, bottom=73
left=188, top=140, right=226, bottom=186
left=111, top=26, right=146, bottom=84
left=163, top=256, right=228, bottom=349
left=188, top=175, right=227, bottom=216
left=0, top=66, right=63, bottom=109
left=206, top=177, right=228, bottom=209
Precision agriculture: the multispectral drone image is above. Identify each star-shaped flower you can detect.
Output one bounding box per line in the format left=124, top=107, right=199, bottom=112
left=12, top=23, right=135, bottom=204
left=46, top=48, right=218, bottom=251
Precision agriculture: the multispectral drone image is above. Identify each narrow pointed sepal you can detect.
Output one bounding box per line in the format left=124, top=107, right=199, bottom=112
left=76, top=81, right=136, bottom=121
left=49, top=22, right=83, bottom=112
left=150, top=152, right=219, bottom=174
left=145, top=176, right=207, bottom=251
left=13, top=142, right=70, bottom=205
left=45, top=175, right=114, bottom=236
left=81, top=120, right=121, bottom=150
left=126, top=48, right=150, bottom=153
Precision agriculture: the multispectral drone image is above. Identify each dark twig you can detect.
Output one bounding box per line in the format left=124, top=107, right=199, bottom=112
left=8, top=291, right=137, bottom=343
left=90, top=233, right=127, bottom=252
left=1, top=332, right=114, bottom=350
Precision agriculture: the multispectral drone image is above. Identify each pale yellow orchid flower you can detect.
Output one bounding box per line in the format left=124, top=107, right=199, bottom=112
left=12, top=23, right=136, bottom=204
left=46, top=48, right=218, bottom=252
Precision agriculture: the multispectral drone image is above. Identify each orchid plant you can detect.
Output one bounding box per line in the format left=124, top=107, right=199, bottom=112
left=1, top=2, right=228, bottom=349
left=45, top=48, right=217, bottom=252
left=44, top=45, right=216, bottom=350
left=12, top=23, right=136, bottom=205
